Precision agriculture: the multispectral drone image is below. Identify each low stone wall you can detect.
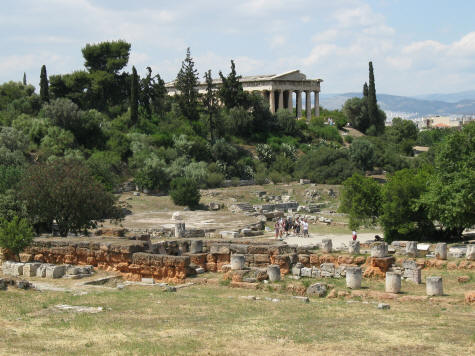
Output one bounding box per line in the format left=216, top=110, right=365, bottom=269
left=20, top=238, right=191, bottom=282
left=13, top=237, right=474, bottom=284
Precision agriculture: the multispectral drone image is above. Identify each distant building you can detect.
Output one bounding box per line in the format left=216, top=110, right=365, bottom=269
left=165, top=69, right=323, bottom=120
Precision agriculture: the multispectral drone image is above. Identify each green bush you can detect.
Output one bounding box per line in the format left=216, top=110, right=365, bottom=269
left=169, top=177, right=200, bottom=208
left=0, top=216, right=34, bottom=256
left=206, top=172, right=224, bottom=188
left=294, top=146, right=357, bottom=184
left=344, top=135, right=353, bottom=143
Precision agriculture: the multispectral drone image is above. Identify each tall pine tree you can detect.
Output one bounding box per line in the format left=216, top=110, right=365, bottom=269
left=40, top=65, right=49, bottom=103
left=176, top=48, right=199, bottom=121
left=130, top=66, right=139, bottom=125
left=367, top=62, right=378, bottom=130
left=203, top=70, right=218, bottom=143
left=22, top=72, right=27, bottom=85
left=218, top=60, right=246, bottom=109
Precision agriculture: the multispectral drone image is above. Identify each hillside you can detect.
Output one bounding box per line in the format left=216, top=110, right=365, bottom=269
left=321, top=92, right=475, bottom=116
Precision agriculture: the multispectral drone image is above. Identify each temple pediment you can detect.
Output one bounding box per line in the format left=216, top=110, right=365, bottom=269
left=270, top=70, right=307, bottom=81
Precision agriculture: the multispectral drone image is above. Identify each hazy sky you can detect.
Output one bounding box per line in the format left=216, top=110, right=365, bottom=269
left=2, top=0, right=475, bottom=95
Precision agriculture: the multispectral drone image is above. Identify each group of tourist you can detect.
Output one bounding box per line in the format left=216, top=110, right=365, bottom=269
left=274, top=216, right=309, bottom=239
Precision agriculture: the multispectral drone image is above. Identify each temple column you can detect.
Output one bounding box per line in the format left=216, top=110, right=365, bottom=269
left=287, top=90, right=293, bottom=112
left=296, top=90, right=302, bottom=118
left=305, top=90, right=311, bottom=121
left=278, top=89, right=284, bottom=111
left=269, top=90, right=275, bottom=114
left=314, top=90, right=320, bottom=117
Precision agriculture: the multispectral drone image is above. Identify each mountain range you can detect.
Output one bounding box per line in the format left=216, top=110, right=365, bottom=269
left=320, top=90, right=475, bottom=117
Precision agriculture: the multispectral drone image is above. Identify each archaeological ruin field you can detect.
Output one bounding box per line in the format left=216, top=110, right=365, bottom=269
left=1, top=182, right=474, bottom=355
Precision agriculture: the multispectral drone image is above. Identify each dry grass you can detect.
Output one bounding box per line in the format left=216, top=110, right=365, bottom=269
left=0, top=269, right=473, bottom=356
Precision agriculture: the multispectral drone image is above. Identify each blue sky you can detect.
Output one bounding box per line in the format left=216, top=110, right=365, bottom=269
left=1, top=0, right=475, bottom=96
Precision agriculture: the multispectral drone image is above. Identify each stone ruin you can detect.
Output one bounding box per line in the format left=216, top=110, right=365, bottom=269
left=2, top=236, right=471, bottom=286
left=2, top=261, right=93, bottom=279
left=1, top=235, right=473, bottom=303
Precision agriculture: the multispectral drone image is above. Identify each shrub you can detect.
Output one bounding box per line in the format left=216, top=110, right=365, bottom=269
left=344, top=135, right=353, bottom=143
left=87, top=151, right=121, bottom=191
left=134, top=157, right=169, bottom=192
left=294, top=146, right=357, bottom=184
left=256, top=144, right=274, bottom=165
left=0, top=165, right=24, bottom=194
left=169, top=177, right=200, bottom=208
left=211, top=138, right=238, bottom=164
left=0, top=216, right=34, bottom=256
left=20, top=158, right=122, bottom=236
left=340, top=173, right=382, bottom=230
left=276, top=109, right=296, bottom=135
left=349, top=139, right=376, bottom=171
left=206, top=172, right=224, bottom=188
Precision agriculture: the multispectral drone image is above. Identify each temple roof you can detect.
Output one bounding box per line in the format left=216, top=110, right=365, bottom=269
left=165, top=69, right=322, bottom=87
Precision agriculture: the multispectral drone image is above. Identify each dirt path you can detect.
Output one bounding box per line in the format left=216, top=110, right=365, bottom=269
left=264, top=232, right=382, bottom=248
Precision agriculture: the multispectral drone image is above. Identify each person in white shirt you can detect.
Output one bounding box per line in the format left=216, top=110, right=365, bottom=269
left=302, top=220, right=309, bottom=237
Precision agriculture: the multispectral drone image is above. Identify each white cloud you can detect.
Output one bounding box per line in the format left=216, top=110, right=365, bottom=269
left=270, top=35, right=286, bottom=49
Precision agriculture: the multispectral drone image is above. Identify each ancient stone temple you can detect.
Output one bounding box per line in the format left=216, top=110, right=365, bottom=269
left=165, top=70, right=323, bottom=120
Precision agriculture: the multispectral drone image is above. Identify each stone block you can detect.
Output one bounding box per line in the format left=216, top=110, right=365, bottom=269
left=190, top=240, right=203, bottom=254
left=426, top=276, right=443, bottom=296
left=11, top=262, right=24, bottom=276
left=406, top=241, right=417, bottom=257
left=293, top=296, right=309, bottom=303
left=23, top=263, right=41, bottom=277
left=298, top=254, right=310, bottom=265
left=371, top=242, right=388, bottom=258
left=306, top=283, right=327, bottom=297
left=195, top=267, right=205, bottom=274
left=348, top=241, right=360, bottom=254
left=320, top=263, right=335, bottom=278
left=385, top=272, right=401, bottom=293
left=435, top=243, right=447, bottom=260
left=402, top=259, right=417, bottom=270
left=403, top=267, right=421, bottom=284
left=301, top=267, right=312, bottom=277
left=229, top=244, right=248, bottom=254
left=311, top=267, right=321, bottom=278
left=141, top=277, right=155, bottom=284
left=267, top=265, right=281, bottom=282
left=175, top=223, right=186, bottom=238
left=1, top=261, right=13, bottom=275
left=210, top=245, right=230, bottom=255
left=231, top=255, right=245, bottom=270
left=45, top=265, right=66, bottom=279
left=449, top=246, right=466, bottom=258
left=19, top=253, right=33, bottom=263
left=346, top=267, right=362, bottom=289
left=247, top=245, right=270, bottom=255
left=220, top=231, right=239, bottom=239
left=254, top=254, right=270, bottom=264
left=291, top=266, right=301, bottom=276
left=322, top=239, right=332, bottom=253
left=467, top=245, right=475, bottom=261
left=36, top=264, right=49, bottom=277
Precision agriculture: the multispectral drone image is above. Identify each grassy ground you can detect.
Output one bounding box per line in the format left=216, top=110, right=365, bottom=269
left=0, top=269, right=473, bottom=356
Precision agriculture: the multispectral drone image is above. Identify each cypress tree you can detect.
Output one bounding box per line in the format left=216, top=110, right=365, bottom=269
left=40, top=65, right=49, bottom=103
left=363, top=82, right=368, bottom=98
left=367, top=62, right=379, bottom=133
left=130, top=66, right=139, bottom=125
left=176, top=48, right=199, bottom=121
left=22, top=72, right=27, bottom=85
left=203, top=70, right=218, bottom=143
